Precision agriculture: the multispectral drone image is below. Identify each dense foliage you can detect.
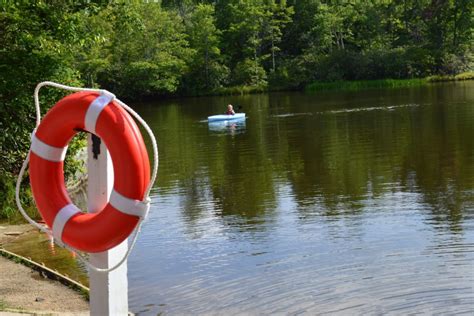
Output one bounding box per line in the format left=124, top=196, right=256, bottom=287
left=1, top=1, right=473, bottom=219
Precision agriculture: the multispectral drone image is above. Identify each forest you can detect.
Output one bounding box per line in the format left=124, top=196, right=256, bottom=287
left=0, top=0, right=473, bottom=218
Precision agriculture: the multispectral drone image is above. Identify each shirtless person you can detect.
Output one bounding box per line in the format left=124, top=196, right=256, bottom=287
left=226, top=104, right=235, bottom=115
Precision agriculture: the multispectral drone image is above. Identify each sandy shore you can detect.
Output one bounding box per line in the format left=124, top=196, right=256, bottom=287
left=0, top=225, right=89, bottom=315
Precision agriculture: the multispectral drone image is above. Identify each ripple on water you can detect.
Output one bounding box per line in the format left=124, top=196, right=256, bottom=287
left=130, top=197, right=474, bottom=315
left=319, top=103, right=421, bottom=115
left=272, top=112, right=313, bottom=118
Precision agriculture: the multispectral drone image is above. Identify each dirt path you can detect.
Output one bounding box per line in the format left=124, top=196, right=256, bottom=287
left=0, top=225, right=89, bottom=315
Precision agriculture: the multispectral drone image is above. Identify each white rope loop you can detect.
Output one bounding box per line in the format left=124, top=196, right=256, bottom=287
left=16, top=81, right=158, bottom=273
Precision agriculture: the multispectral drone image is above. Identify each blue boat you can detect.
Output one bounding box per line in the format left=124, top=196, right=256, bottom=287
left=207, top=113, right=246, bottom=122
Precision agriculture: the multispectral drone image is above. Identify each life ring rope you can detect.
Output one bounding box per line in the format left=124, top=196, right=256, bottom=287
left=15, top=81, right=159, bottom=273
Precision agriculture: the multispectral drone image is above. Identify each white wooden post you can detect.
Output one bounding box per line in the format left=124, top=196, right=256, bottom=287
left=87, top=134, right=129, bottom=316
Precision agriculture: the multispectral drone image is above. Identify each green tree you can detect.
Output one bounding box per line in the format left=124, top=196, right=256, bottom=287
left=264, top=0, right=294, bottom=72
left=225, top=0, right=269, bottom=86
left=73, top=4, right=113, bottom=86
left=281, top=0, right=320, bottom=56
left=0, top=2, right=88, bottom=220
left=98, top=2, right=194, bottom=98
left=184, top=3, right=229, bottom=92
left=451, top=0, right=473, bottom=53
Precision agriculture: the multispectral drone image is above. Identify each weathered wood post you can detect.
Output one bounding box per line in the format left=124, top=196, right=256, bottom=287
left=87, top=134, right=129, bottom=315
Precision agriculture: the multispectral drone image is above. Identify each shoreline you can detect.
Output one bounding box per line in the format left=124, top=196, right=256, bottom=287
left=0, top=224, right=89, bottom=315
left=130, top=73, right=474, bottom=100
left=0, top=248, right=89, bottom=298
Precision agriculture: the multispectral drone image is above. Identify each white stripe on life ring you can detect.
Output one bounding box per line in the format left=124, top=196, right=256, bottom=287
left=31, top=133, right=68, bottom=162
left=84, top=93, right=114, bottom=134
left=52, top=204, right=81, bottom=244
left=109, top=189, right=149, bottom=218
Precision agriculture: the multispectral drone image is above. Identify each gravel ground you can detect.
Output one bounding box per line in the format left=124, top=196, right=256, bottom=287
left=0, top=225, right=89, bottom=315
left=0, top=256, right=89, bottom=315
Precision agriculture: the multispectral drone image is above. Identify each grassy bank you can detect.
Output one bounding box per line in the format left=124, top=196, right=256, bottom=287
left=190, top=73, right=474, bottom=97
left=426, top=71, right=474, bottom=82
left=305, top=78, right=428, bottom=92
left=305, top=72, right=474, bottom=93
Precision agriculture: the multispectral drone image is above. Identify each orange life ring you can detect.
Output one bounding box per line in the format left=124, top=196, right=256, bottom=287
left=29, top=91, right=150, bottom=253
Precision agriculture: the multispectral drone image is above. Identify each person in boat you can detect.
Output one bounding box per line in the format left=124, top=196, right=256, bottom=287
left=226, top=104, right=235, bottom=115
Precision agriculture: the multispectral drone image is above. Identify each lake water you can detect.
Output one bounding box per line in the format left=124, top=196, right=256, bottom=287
left=129, top=82, right=474, bottom=315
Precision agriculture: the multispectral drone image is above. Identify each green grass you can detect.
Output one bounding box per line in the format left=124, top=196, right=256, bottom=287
left=201, top=73, right=474, bottom=96
left=209, top=73, right=474, bottom=95
left=426, top=75, right=453, bottom=82
left=0, top=176, right=39, bottom=223
left=0, top=299, right=7, bottom=310
left=306, top=78, right=427, bottom=92
left=426, top=71, right=474, bottom=82
left=455, top=71, right=474, bottom=80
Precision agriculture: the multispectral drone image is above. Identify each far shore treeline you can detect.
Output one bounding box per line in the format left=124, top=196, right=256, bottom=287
left=0, top=1, right=473, bottom=220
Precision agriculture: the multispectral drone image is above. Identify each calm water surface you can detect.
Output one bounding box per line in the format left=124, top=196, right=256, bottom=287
left=129, top=82, right=474, bottom=315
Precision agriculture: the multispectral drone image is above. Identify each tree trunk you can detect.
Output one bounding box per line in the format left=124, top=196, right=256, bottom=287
left=271, top=36, right=275, bottom=72
left=453, top=0, right=459, bottom=49
left=205, top=36, right=209, bottom=89
left=254, top=49, right=258, bottom=84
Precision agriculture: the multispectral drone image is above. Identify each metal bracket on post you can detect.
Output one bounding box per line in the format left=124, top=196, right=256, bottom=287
left=87, top=134, right=129, bottom=316
left=91, top=134, right=101, bottom=160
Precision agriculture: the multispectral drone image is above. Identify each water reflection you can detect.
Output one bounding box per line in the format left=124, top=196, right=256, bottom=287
left=130, top=82, right=474, bottom=314
left=208, top=119, right=246, bottom=135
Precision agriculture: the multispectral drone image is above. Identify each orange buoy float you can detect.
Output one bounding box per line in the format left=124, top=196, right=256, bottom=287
left=29, top=91, right=150, bottom=253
